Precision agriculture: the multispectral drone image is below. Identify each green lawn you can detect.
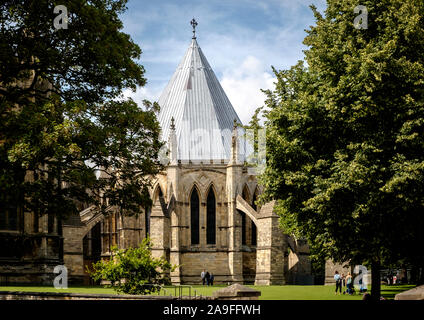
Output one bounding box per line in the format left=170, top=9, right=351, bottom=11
left=180, top=284, right=416, bottom=300
left=0, top=284, right=415, bottom=300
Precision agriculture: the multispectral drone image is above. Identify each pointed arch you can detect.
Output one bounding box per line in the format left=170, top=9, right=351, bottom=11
left=168, top=182, right=174, bottom=201
left=190, top=185, right=200, bottom=245
left=242, top=184, right=251, bottom=203
left=153, top=184, right=165, bottom=202
left=145, top=185, right=164, bottom=239
left=206, top=185, right=216, bottom=245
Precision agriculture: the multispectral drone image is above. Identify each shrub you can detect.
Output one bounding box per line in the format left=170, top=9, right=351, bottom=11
left=88, top=238, right=175, bottom=295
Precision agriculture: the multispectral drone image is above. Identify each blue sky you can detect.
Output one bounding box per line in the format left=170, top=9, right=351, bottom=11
left=120, top=0, right=327, bottom=124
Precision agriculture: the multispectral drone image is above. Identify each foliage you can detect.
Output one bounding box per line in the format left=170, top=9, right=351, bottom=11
left=88, top=238, right=175, bottom=295
left=241, top=106, right=264, bottom=168
left=259, top=0, right=424, bottom=298
left=0, top=0, right=163, bottom=219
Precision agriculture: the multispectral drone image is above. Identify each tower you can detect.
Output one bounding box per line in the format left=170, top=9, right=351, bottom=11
left=55, top=19, right=312, bottom=286
left=149, top=19, right=299, bottom=285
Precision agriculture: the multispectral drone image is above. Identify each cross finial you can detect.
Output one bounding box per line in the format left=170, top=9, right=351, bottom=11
left=170, top=117, right=175, bottom=130
left=190, top=18, right=198, bottom=39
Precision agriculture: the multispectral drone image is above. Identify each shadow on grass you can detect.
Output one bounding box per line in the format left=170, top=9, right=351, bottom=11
left=380, top=285, right=416, bottom=300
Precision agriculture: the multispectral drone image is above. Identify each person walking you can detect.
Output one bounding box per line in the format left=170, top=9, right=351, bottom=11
left=334, top=271, right=342, bottom=295
left=209, top=273, right=214, bottom=286
left=201, top=269, right=206, bottom=285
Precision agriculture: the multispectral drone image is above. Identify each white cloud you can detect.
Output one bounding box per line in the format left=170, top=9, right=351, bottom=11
left=122, top=85, right=162, bottom=107
left=221, top=56, right=275, bottom=125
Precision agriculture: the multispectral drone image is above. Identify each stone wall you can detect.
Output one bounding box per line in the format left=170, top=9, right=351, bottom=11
left=179, top=251, right=230, bottom=284
left=325, top=260, right=351, bottom=285
left=0, top=159, right=313, bottom=287
left=0, top=261, right=59, bottom=285
left=255, top=201, right=286, bottom=285
left=242, top=250, right=256, bottom=283
left=0, top=212, right=62, bottom=285
left=62, top=225, right=85, bottom=284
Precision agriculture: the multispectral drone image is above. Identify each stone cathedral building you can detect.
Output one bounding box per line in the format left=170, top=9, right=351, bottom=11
left=0, top=21, right=312, bottom=286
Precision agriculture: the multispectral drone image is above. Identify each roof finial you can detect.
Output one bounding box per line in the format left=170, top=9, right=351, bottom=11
left=170, top=117, right=175, bottom=130
left=190, top=18, right=198, bottom=39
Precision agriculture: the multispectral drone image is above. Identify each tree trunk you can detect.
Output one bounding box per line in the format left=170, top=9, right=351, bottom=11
left=410, top=266, right=418, bottom=284
left=419, top=266, right=424, bottom=285
left=371, top=260, right=381, bottom=301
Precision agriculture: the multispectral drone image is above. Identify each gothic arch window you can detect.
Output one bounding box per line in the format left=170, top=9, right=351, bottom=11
left=154, top=186, right=164, bottom=202
left=206, top=186, right=216, bottom=245
left=190, top=187, right=200, bottom=245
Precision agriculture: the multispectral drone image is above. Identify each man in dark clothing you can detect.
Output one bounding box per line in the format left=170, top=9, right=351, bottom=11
left=205, top=271, right=210, bottom=286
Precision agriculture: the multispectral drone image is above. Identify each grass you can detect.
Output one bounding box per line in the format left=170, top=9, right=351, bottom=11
left=180, top=284, right=416, bottom=300
left=0, top=284, right=415, bottom=300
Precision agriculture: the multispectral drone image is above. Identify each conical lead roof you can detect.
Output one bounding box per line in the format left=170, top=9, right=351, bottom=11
left=158, top=38, right=242, bottom=161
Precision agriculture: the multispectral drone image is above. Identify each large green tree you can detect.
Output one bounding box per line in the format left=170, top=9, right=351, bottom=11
left=260, top=0, right=424, bottom=300
left=0, top=0, right=163, bottom=224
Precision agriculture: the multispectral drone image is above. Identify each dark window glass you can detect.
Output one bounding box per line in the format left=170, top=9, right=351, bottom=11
left=251, top=222, right=257, bottom=246
left=0, top=208, right=18, bottom=231
left=241, top=187, right=249, bottom=245
left=252, top=192, right=257, bottom=245
left=190, top=188, right=200, bottom=245
left=33, top=210, right=39, bottom=233
left=48, top=212, right=55, bottom=233
left=241, top=211, right=246, bottom=245
left=0, top=211, right=7, bottom=229
left=206, top=188, right=216, bottom=244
